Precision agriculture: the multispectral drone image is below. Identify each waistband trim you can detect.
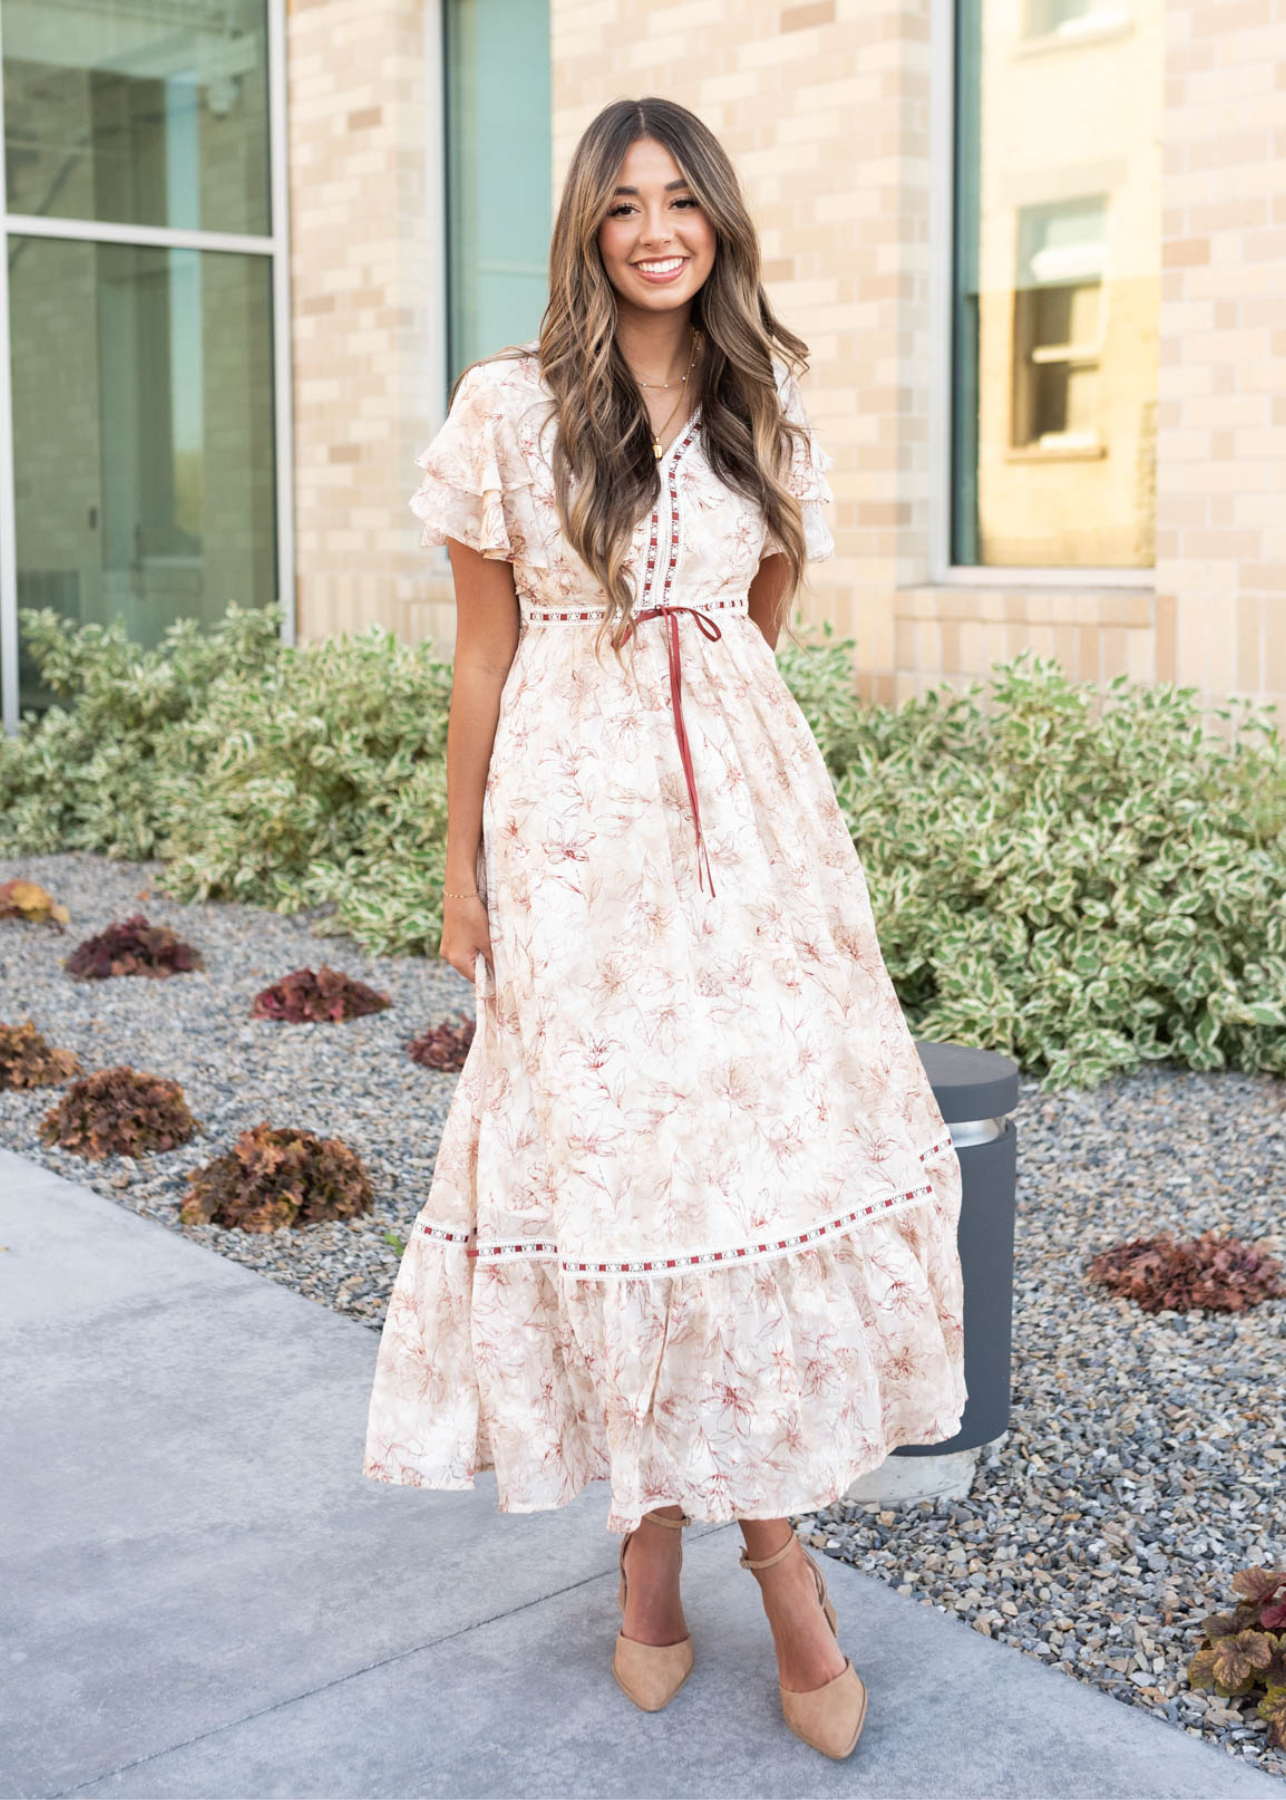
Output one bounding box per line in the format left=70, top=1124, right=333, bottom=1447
left=521, top=594, right=750, bottom=626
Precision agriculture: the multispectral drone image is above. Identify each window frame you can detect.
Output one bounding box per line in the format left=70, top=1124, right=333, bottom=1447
left=928, top=0, right=1154, bottom=589
left=0, top=0, right=296, bottom=735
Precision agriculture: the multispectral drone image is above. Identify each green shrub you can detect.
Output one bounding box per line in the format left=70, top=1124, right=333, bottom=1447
left=0, top=606, right=455, bottom=957
left=155, top=623, right=454, bottom=957
left=0, top=603, right=281, bottom=858
left=4, top=605, right=1284, bottom=1090
left=780, top=630, right=1286, bottom=1088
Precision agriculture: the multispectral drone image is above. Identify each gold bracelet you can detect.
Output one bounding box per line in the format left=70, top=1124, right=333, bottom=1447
left=443, top=887, right=479, bottom=899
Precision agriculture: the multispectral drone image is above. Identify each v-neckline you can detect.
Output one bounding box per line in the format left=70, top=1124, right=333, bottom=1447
left=657, top=401, right=702, bottom=463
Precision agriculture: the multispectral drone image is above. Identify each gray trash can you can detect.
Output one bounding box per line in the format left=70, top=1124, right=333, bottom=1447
left=845, top=1038, right=1020, bottom=1505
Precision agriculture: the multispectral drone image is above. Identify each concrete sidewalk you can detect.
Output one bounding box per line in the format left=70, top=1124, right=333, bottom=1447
left=1, top=1147, right=1277, bottom=1800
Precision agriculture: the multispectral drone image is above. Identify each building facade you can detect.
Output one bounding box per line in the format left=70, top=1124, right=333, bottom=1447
left=0, top=0, right=1281, bottom=732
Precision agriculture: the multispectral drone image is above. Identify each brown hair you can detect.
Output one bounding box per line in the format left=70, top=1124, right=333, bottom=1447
left=456, top=95, right=820, bottom=664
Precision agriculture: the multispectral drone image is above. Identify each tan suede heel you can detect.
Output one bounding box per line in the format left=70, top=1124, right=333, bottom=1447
left=740, top=1532, right=868, bottom=1759
left=611, top=1508, right=695, bottom=1711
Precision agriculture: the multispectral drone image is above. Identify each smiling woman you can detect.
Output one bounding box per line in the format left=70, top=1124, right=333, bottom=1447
left=362, top=94, right=966, bottom=1760
left=595, top=143, right=718, bottom=456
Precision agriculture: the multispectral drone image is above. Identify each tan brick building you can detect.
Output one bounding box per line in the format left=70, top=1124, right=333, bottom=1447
left=1, top=0, right=1280, bottom=730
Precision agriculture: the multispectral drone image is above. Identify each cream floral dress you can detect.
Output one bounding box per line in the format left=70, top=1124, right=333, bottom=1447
left=362, top=339, right=968, bottom=1532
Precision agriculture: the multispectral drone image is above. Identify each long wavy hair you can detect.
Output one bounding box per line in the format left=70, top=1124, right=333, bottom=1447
left=454, top=96, right=821, bottom=666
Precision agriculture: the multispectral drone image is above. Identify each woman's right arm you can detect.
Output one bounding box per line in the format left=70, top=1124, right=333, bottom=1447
left=439, top=537, right=521, bottom=985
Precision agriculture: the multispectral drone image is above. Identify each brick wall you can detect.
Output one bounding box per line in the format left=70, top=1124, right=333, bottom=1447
left=1154, top=0, right=1285, bottom=702
left=284, top=0, right=1286, bottom=720
left=548, top=0, right=1285, bottom=720
left=286, top=0, right=454, bottom=650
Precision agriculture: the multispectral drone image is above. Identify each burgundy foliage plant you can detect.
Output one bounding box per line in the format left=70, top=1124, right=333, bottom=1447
left=182, top=1121, right=373, bottom=1232
left=1187, top=1567, right=1286, bottom=1750
left=1087, top=1230, right=1284, bottom=1314
left=64, top=913, right=203, bottom=980
left=39, top=1065, right=198, bottom=1159
left=408, top=1016, right=475, bottom=1070
left=0, top=1020, right=81, bottom=1090
left=250, top=965, right=391, bottom=1024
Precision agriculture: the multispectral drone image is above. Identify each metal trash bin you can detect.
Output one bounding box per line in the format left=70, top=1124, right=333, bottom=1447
left=845, top=1039, right=1021, bottom=1506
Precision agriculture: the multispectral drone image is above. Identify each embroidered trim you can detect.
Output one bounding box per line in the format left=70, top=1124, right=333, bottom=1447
left=522, top=593, right=748, bottom=625
left=415, top=1131, right=956, bottom=1278
left=470, top=1239, right=558, bottom=1260
left=521, top=421, right=704, bottom=629
left=418, top=1222, right=474, bottom=1247
left=658, top=433, right=690, bottom=605
left=562, top=1183, right=932, bottom=1274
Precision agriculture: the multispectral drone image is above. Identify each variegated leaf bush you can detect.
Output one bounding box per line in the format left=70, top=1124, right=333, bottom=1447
left=779, top=626, right=1286, bottom=1091
left=0, top=604, right=278, bottom=859
left=3, top=605, right=1283, bottom=1093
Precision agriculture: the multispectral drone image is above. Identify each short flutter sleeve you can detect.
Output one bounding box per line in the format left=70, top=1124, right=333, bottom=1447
left=408, top=361, right=542, bottom=564
left=762, top=362, right=836, bottom=563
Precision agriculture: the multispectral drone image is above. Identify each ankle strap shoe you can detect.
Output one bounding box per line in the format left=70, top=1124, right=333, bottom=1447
left=740, top=1531, right=868, bottom=1758
left=611, top=1508, right=694, bottom=1711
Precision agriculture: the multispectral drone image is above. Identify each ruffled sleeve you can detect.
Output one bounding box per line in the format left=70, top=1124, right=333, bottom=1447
left=762, top=361, right=836, bottom=563
left=408, top=360, right=543, bottom=564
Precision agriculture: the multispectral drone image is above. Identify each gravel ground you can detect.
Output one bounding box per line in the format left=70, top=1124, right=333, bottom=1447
left=3, top=850, right=1284, bottom=1782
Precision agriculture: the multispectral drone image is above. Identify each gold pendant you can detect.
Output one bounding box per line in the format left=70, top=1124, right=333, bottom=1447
left=653, top=441, right=663, bottom=459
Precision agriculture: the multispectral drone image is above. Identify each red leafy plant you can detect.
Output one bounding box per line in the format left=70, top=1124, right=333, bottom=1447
left=1087, top=1230, right=1284, bottom=1313
left=250, top=965, right=391, bottom=1024
left=39, top=1066, right=198, bottom=1159
left=0, top=879, right=70, bottom=928
left=1187, top=1567, right=1286, bottom=1750
left=408, top=1016, right=475, bottom=1070
left=0, top=1021, right=82, bottom=1091
left=182, top=1122, right=373, bottom=1232
left=65, top=913, right=203, bottom=980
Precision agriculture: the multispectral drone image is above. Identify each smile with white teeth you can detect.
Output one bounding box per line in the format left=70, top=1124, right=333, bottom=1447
left=635, top=256, right=686, bottom=273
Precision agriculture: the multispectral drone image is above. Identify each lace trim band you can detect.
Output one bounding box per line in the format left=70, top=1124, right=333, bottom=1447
left=414, top=1132, right=956, bottom=1279
left=521, top=593, right=748, bottom=626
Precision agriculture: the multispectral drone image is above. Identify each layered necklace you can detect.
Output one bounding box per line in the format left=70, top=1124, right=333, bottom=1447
left=627, top=326, right=703, bottom=460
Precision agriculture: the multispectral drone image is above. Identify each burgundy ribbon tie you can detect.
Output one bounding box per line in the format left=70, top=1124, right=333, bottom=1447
left=622, top=603, right=723, bottom=896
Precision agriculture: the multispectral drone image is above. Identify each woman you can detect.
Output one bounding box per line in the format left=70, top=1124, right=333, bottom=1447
left=363, top=96, right=967, bottom=1761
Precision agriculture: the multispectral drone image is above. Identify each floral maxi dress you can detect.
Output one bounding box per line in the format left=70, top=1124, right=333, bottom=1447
left=362, top=342, right=969, bottom=1533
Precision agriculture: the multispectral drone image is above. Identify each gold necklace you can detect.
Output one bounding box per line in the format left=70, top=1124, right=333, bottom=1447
left=630, top=328, right=702, bottom=460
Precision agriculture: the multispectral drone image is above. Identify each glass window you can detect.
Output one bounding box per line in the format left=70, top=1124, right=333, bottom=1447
left=9, top=236, right=276, bottom=711
left=2, top=0, right=270, bottom=236
left=952, top=0, right=1160, bottom=567
left=1025, top=0, right=1131, bottom=38
left=1012, top=197, right=1106, bottom=453
left=444, top=0, right=551, bottom=382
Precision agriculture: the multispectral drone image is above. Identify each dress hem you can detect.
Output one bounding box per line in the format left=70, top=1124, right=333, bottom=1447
left=361, top=1406, right=969, bottom=1536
